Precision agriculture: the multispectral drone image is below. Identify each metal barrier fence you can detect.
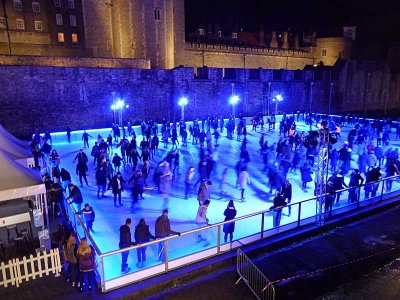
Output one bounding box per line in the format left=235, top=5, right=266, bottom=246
left=236, top=248, right=275, bottom=300
left=65, top=174, right=400, bottom=292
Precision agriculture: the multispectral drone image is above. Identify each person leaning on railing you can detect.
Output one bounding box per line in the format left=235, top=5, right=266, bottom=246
left=385, top=160, right=400, bottom=192
left=155, top=209, right=180, bottom=262
left=364, top=167, right=382, bottom=199
left=269, top=192, right=287, bottom=227
left=134, top=218, right=156, bottom=268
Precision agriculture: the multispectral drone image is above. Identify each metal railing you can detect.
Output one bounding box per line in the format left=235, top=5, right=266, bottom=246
left=236, top=248, right=275, bottom=300
left=65, top=174, right=400, bottom=292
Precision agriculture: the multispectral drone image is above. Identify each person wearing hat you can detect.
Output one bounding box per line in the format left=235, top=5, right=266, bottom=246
left=223, top=200, right=237, bottom=243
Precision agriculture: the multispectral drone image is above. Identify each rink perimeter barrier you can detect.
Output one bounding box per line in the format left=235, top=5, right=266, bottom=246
left=64, top=173, right=400, bottom=292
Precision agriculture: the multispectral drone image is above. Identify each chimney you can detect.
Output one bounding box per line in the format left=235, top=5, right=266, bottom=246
left=259, top=22, right=265, bottom=47
left=282, top=32, right=289, bottom=49
left=270, top=31, right=278, bottom=48
left=294, top=34, right=300, bottom=49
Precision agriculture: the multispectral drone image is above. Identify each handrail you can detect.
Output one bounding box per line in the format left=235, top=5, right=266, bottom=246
left=332, top=174, right=400, bottom=195
left=98, top=173, right=400, bottom=258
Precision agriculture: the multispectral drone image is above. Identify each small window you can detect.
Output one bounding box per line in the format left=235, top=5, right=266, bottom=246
left=198, top=28, right=205, bottom=36
left=34, top=20, right=43, bottom=31
left=57, top=32, right=65, bottom=42
left=56, top=14, right=63, bottom=25
left=217, top=31, right=222, bottom=38
left=0, top=17, right=6, bottom=29
left=70, top=15, right=76, bottom=27
left=13, top=0, right=23, bottom=11
left=54, top=0, right=61, bottom=8
left=71, top=33, right=78, bottom=43
left=32, top=2, right=40, bottom=12
left=16, top=18, right=25, bottom=30
left=154, top=8, right=161, bottom=20
left=321, top=49, right=327, bottom=57
left=232, top=32, right=237, bottom=39
left=68, top=0, right=75, bottom=9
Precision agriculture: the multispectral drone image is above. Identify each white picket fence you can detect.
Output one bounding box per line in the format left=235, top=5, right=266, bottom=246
left=0, top=248, right=62, bottom=288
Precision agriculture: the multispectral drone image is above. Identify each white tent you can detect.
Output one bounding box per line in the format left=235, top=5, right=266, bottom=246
left=0, top=126, right=36, bottom=168
left=0, top=149, right=49, bottom=245
left=0, top=124, right=30, bottom=148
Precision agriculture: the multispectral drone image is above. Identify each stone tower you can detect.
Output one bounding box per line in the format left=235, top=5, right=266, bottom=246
left=82, top=0, right=185, bottom=69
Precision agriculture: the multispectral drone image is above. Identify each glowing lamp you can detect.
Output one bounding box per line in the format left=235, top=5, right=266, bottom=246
left=229, top=95, right=239, bottom=105
left=178, top=97, right=188, bottom=107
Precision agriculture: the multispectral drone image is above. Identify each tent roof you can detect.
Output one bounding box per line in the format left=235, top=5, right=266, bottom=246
left=0, top=129, right=32, bottom=159
left=0, top=124, right=30, bottom=148
left=0, top=149, right=45, bottom=201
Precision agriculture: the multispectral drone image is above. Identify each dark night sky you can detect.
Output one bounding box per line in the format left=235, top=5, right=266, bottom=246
left=185, top=0, right=400, bottom=42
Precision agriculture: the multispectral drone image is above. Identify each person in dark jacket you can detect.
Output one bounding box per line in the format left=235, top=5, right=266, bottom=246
left=332, top=171, right=348, bottom=204
left=74, top=149, right=89, bottom=186
left=386, top=160, right=400, bottom=192
left=134, top=218, right=156, bottom=268
left=155, top=209, right=180, bottom=262
left=60, top=168, right=71, bottom=191
left=281, top=179, right=293, bottom=215
left=119, top=218, right=135, bottom=272
left=82, top=130, right=92, bottom=149
left=66, top=183, right=83, bottom=212
left=95, top=165, right=107, bottom=199
left=300, top=162, right=313, bottom=192
left=269, top=192, right=286, bottom=227
left=110, top=172, right=126, bottom=207
left=112, top=153, right=123, bottom=172
left=364, top=167, right=382, bottom=198
left=348, top=169, right=364, bottom=203
left=223, top=200, right=237, bottom=243
left=76, top=203, right=95, bottom=232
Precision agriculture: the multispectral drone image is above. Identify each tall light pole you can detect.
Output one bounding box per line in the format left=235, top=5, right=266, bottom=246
left=363, top=72, right=371, bottom=117
left=328, top=82, right=333, bottom=116
left=111, top=99, right=129, bottom=125
left=267, top=81, right=271, bottom=116
left=178, top=97, right=188, bottom=121
left=309, top=81, right=314, bottom=115
left=229, top=95, right=240, bottom=119
left=111, top=92, right=116, bottom=124
left=272, top=94, right=283, bottom=115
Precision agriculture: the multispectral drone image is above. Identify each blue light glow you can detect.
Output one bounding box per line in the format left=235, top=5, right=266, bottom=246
left=229, top=95, right=239, bottom=105
left=178, top=97, right=188, bottom=107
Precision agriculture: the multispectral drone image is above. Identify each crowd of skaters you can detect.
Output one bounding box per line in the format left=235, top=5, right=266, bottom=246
left=28, top=111, right=400, bottom=285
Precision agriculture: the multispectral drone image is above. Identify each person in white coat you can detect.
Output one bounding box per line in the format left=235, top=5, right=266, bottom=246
left=237, top=167, right=250, bottom=202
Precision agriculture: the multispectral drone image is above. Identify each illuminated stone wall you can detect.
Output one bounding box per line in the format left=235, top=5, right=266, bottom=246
left=176, top=44, right=314, bottom=70
left=0, top=61, right=397, bottom=138
left=0, top=55, right=150, bottom=69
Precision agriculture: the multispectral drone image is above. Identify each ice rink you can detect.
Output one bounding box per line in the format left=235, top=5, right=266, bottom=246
left=47, top=116, right=400, bottom=281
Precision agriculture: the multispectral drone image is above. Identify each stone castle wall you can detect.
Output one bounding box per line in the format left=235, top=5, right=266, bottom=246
left=0, top=61, right=398, bottom=138
left=0, top=55, right=150, bottom=69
